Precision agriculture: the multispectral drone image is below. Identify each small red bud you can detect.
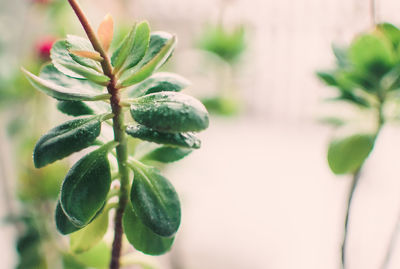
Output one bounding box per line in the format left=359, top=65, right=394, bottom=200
left=35, top=37, right=56, bottom=61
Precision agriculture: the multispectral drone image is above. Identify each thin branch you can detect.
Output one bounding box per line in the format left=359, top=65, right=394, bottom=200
left=341, top=100, right=384, bottom=269
left=370, top=0, right=376, bottom=27
left=341, top=168, right=361, bottom=269
left=380, top=207, right=400, bottom=269
left=67, top=0, right=113, bottom=78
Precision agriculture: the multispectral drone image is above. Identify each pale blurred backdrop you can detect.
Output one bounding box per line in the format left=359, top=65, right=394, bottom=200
left=2, top=0, right=400, bottom=268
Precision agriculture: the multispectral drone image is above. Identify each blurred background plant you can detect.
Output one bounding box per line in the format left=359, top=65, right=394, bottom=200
left=317, top=17, right=400, bottom=269
left=196, top=0, right=246, bottom=116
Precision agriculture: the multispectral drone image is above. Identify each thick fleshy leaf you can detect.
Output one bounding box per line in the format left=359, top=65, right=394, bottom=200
left=349, top=34, right=394, bottom=77
left=111, top=21, right=150, bottom=72
left=327, top=134, right=375, bottom=174
left=57, top=101, right=95, bottom=116
left=97, top=14, right=114, bottom=52
left=58, top=100, right=110, bottom=117
left=66, top=35, right=102, bottom=72
left=55, top=201, right=106, bottom=235
left=51, top=40, right=109, bottom=85
left=73, top=241, right=111, bottom=269
left=128, top=72, right=190, bottom=97
left=123, top=21, right=151, bottom=70
left=70, top=50, right=103, bottom=62
left=111, top=24, right=135, bottom=70
left=141, top=146, right=193, bottom=163
left=40, top=64, right=104, bottom=92
left=123, top=203, right=174, bottom=255
left=120, top=32, right=176, bottom=87
left=69, top=204, right=110, bottom=253
left=126, top=125, right=200, bottom=148
left=22, top=67, right=110, bottom=101
left=60, top=142, right=116, bottom=227
left=130, top=92, right=209, bottom=133
left=33, top=115, right=103, bottom=168
left=130, top=166, right=181, bottom=237
left=55, top=201, right=80, bottom=235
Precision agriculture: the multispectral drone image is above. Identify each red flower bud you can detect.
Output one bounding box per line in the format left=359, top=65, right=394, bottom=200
left=35, top=37, right=56, bottom=61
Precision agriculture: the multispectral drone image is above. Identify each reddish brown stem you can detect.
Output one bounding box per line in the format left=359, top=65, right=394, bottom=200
left=66, top=1, right=130, bottom=269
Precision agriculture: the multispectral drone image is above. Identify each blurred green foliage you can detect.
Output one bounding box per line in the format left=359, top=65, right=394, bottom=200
left=197, top=23, right=246, bottom=116
left=201, top=95, right=241, bottom=116
left=318, top=23, right=400, bottom=111
left=317, top=23, right=400, bottom=174
left=198, top=24, right=246, bottom=64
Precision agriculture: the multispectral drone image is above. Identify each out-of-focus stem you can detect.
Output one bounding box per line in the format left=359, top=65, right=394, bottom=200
left=380, top=209, right=400, bottom=269
left=341, top=168, right=361, bottom=269
left=341, top=99, right=384, bottom=269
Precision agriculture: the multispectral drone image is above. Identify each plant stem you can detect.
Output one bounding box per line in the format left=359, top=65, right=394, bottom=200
left=67, top=1, right=130, bottom=268
left=67, top=0, right=113, bottom=77
left=341, top=168, right=361, bottom=269
left=370, top=0, right=376, bottom=27
left=380, top=208, right=400, bottom=269
left=340, top=101, right=384, bottom=269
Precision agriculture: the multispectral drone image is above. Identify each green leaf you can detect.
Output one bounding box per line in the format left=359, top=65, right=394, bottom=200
left=123, top=21, right=150, bottom=69
left=22, top=67, right=110, bottom=101
left=126, top=125, right=200, bottom=148
left=335, top=91, right=370, bottom=107
left=120, top=32, right=176, bottom=87
left=40, top=64, right=103, bottom=92
left=55, top=201, right=81, bottom=235
left=375, top=23, right=400, bottom=49
left=33, top=115, right=102, bottom=168
left=73, top=241, right=110, bottom=269
left=141, top=146, right=193, bottom=163
left=317, top=116, right=346, bottom=127
left=111, top=21, right=150, bottom=71
left=344, top=70, right=377, bottom=92
left=55, top=200, right=106, bottom=235
left=62, top=254, right=87, bottom=269
left=130, top=92, right=209, bottom=133
left=66, top=35, right=102, bottom=72
left=130, top=166, right=181, bottom=237
left=62, top=253, right=87, bottom=269
left=199, top=24, right=246, bottom=63
left=110, top=24, right=135, bottom=70
left=128, top=72, right=190, bottom=97
left=381, top=64, right=400, bottom=91
left=69, top=204, right=110, bottom=253
left=332, top=43, right=350, bottom=68
left=51, top=40, right=109, bottom=85
left=60, top=142, right=116, bottom=227
left=327, top=134, right=375, bottom=174
left=316, top=71, right=338, bottom=86
left=123, top=203, right=174, bottom=255
left=349, top=34, right=394, bottom=78
left=57, top=101, right=95, bottom=116
left=201, top=96, right=241, bottom=116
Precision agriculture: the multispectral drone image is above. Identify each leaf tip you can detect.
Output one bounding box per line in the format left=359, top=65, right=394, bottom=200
left=98, top=13, right=114, bottom=52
